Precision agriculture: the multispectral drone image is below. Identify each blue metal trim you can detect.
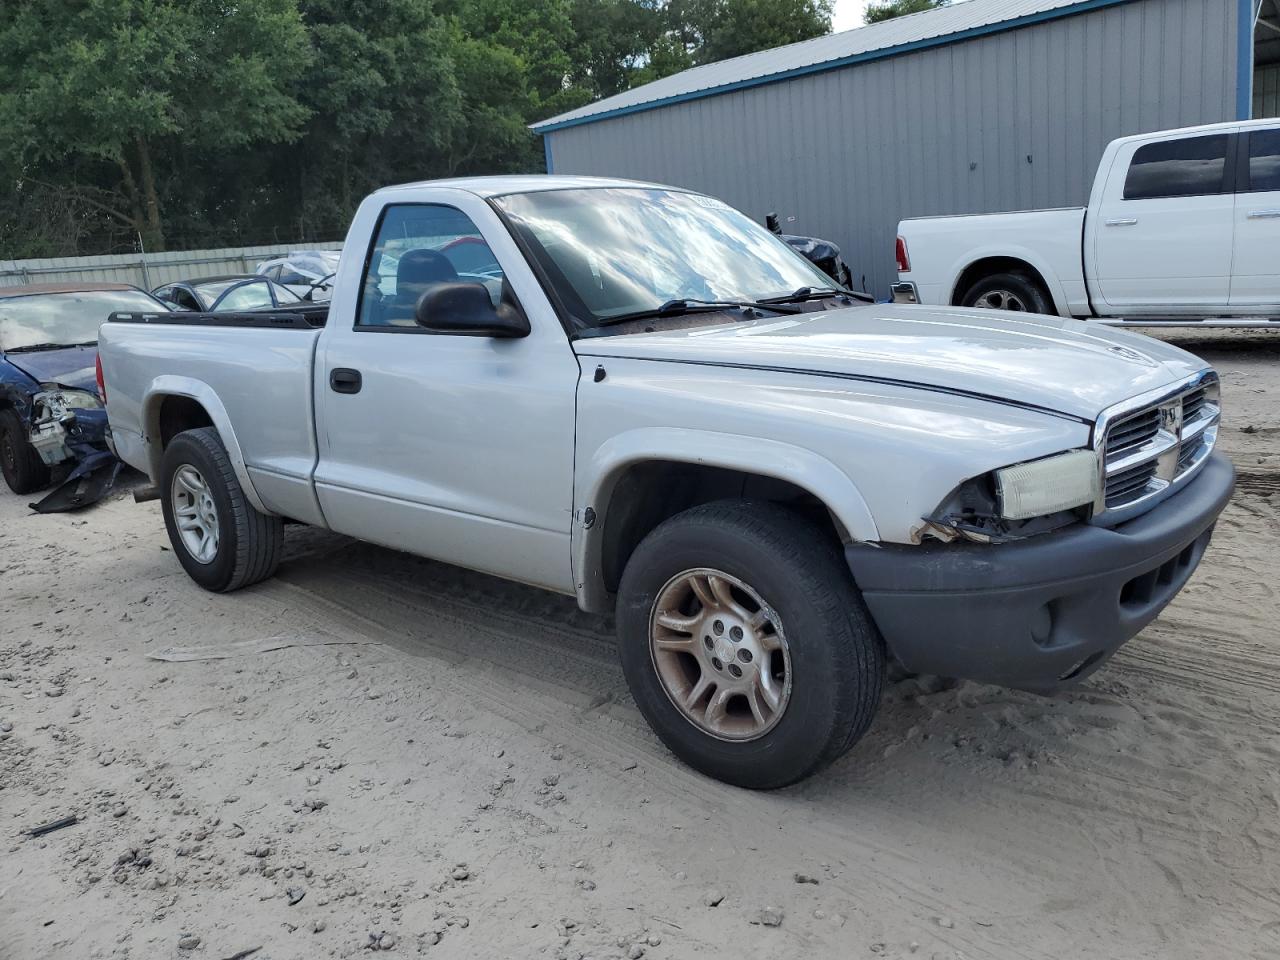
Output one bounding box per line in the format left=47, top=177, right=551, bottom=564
left=543, top=136, right=554, bottom=174
left=532, top=0, right=1138, bottom=133
left=1238, top=0, right=1254, bottom=120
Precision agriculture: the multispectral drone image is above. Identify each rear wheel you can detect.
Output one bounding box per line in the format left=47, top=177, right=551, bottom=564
left=960, top=271, right=1052, bottom=314
left=616, top=500, right=885, bottom=789
left=0, top=408, right=50, bottom=495
left=160, top=427, right=282, bottom=592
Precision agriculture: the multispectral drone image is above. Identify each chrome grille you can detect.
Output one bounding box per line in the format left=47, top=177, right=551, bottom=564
left=1106, top=408, right=1160, bottom=459
left=1095, top=373, right=1220, bottom=522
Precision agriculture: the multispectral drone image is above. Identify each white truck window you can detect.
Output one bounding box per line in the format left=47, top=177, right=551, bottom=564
left=1122, top=134, right=1229, bottom=201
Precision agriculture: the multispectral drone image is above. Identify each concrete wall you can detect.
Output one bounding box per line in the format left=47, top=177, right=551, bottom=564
left=546, top=0, right=1240, bottom=297
left=0, top=241, right=344, bottom=292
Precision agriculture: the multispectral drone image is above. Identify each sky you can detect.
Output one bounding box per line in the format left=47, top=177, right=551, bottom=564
left=830, top=0, right=874, bottom=32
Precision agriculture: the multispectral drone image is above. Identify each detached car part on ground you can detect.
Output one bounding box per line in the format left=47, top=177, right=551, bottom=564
left=100, top=177, right=1233, bottom=789
left=0, top=283, right=171, bottom=511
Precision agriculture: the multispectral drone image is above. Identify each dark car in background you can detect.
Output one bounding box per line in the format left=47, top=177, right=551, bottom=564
left=151, top=275, right=303, bottom=312
left=0, top=282, right=168, bottom=501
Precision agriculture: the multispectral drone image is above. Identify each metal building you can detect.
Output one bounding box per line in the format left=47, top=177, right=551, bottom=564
left=533, top=0, right=1271, bottom=297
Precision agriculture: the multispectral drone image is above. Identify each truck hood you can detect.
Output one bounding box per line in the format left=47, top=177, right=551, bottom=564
left=2, top=344, right=98, bottom=393
left=573, top=304, right=1205, bottom=420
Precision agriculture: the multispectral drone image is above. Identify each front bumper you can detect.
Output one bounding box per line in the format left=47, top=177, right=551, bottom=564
left=845, top=452, right=1235, bottom=692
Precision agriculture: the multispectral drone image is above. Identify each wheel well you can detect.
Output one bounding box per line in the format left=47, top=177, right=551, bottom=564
left=952, top=257, right=1051, bottom=306
left=157, top=395, right=214, bottom=448
left=599, top=461, right=847, bottom=594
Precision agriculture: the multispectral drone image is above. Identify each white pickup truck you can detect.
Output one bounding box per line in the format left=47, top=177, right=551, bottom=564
left=99, top=175, right=1234, bottom=788
left=894, top=118, right=1280, bottom=326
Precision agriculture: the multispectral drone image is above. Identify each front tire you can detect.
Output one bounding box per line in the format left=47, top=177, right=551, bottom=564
left=0, top=408, right=50, bottom=495
left=160, top=427, right=282, bottom=592
left=616, top=500, right=885, bottom=789
left=959, top=271, right=1052, bottom=314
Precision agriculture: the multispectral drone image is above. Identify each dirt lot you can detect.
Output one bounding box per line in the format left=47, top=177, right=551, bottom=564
left=2, top=329, right=1279, bottom=960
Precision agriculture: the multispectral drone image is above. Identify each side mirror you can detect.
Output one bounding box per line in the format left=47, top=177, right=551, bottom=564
left=414, top=281, right=530, bottom=338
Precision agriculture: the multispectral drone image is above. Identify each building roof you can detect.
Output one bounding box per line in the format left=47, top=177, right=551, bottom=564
left=532, top=0, right=1133, bottom=132
left=0, top=281, right=138, bottom=299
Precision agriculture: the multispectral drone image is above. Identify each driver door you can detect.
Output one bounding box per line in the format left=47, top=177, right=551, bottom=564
left=312, top=198, right=581, bottom=593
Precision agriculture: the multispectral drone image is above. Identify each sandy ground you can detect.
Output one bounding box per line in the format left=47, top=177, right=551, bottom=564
left=2, top=329, right=1279, bottom=960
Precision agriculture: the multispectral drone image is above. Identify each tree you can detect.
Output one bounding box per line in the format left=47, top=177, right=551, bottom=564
left=0, top=0, right=311, bottom=251
left=667, top=0, right=832, bottom=65
left=864, top=0, right=948, bottom=24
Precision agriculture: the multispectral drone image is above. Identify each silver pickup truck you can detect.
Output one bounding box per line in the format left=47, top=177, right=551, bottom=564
left=99, top=176, right=1234, bottom=788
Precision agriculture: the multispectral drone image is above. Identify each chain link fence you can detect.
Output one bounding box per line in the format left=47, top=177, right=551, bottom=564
left=0, top=240, right=345, bottom=292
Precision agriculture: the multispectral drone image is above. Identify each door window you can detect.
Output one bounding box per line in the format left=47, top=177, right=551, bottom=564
left=1245, top=129, right=1280, bottom=193
left=357, top=204, right=504, bottom=329
left=1123, top=135, right=1230, bottom=200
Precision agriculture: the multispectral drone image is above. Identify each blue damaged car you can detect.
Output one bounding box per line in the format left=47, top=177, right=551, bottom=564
left=0, top=282, right=169, bottom=509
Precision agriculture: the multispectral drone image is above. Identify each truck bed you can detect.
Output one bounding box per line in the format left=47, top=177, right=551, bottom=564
left=898, top=207, right=1088, bottom=314
left=99, top=305, right=329, bottom=527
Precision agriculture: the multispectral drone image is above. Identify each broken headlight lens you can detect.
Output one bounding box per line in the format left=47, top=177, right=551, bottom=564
left=38, top=386, right=103, bottom=411
left=994, top=449, right=1099, bottom=521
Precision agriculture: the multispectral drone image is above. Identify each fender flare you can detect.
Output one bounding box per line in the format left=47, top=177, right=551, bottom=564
left=947, top=247, right=1073, bottom=317
left=141, top=375, right=272, bottom=515
left=572, top=427, right=880, bottom=613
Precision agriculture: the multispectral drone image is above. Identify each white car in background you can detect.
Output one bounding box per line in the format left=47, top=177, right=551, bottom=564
left=256, top=251, right=342, bottom=302
left=893, top=118, right=1280, bottom=327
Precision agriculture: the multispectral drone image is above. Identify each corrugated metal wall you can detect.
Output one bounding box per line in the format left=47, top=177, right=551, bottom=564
left=0, top=241, right=344, bottom=291
left=1257, top=63, right=1280, bottom=117
left=546, top=0, right=1239, bottom=297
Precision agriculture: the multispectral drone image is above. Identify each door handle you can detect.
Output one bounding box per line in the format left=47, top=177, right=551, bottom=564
left=1104, top=218, right=1138, bottom=226
left=329, top=368, right=362, bottom=394
left=1247, top=209, right=1280, bottom=219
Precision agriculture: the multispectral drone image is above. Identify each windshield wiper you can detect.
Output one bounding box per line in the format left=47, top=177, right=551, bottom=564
left=5, top=340, right=94, bottom=354
left=593, top=298, right=802, bottom=329
left=759, top=286, right=872, bottom=304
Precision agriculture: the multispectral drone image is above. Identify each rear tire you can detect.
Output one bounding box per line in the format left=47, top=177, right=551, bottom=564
left=616, top=500, right=885, bottom=789
left=0, top=408, right=50, bottom=495
left=960, top=271, right=1053, bottom=314
left=160, top=427, right=282, bottom=592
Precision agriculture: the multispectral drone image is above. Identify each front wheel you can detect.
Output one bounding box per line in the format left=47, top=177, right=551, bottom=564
left=616, top=500, right=885, bottom=789
left=959, top=271, right=1052, bottom=314
left=0, top=408, right=50, bottom=495
left=160, top=427, right=282, bottom=592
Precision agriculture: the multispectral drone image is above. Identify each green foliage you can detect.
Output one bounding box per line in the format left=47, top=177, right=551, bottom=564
left=864, top=0, right=948, bottom=25
left=670, top=0, right=832, bottom=65
left=0, top=0, right=838, bottom=259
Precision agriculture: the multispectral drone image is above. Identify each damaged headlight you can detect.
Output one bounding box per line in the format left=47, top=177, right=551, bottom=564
left=994, top=449, right=1099, bottom=520
left=923, top=449, right=1099, bottom=543
left=38, top=385, right=103, bottom=411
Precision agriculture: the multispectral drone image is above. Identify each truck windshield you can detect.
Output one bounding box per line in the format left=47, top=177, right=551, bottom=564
left=492, top=187, right=842, bottom=332
left=0, top=289, right=164, bottom=352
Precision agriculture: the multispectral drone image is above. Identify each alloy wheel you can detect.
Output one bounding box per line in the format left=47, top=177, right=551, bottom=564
left=648, top=568, right=792, bottom=741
